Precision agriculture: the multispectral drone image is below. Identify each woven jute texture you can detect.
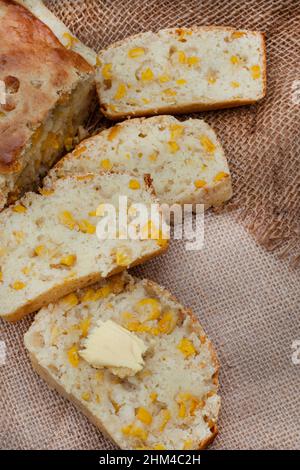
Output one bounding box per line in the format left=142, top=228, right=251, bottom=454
left=0, top=0, right=300, bottom=450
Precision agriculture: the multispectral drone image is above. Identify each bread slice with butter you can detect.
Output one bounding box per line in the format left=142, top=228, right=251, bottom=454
left=24, top=272, right=220, bottom=450
left=0, top=0, right=95, bottom=210
left=46, top=115, right=232, bottom=208
left=96, top=27, right=266, bottom=120
left=0, top=173, right=168, bottom=322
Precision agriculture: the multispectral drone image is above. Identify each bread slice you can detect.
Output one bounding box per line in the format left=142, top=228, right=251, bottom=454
left=46, top=115, right=232, bottom=208
left=96, top=27, right=266, bottom=119
left=24, top=272, right=220, bottom=450
left=0, top=173, right=168, bottom=322
left=0, top=0, right=95, bottom=210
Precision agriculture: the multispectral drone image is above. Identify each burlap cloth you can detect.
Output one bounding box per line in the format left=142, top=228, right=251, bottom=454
left=0, top=0, right=299, bottom=450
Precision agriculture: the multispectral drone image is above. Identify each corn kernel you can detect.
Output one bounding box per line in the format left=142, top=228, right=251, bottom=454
left=170, top=124, right=184, bottom=140
left=60, top=254, right=77, bottom=267
left=141, top=68, right=154, bottom=81
left=148, top=151, right=158, bottom=162
left=150, top=392, right=158, bottom=402
left=187, top=56, right=199, bottom=66
left=129, top=179, right=141, bottom=190
left=93, top=285, right=111, bottom=300
left=102, top=63, right=112, bottom=79
left=63, top=32, right=78, bottom=49
left=142, top=98, right=151, bottom=104
left=178, top=50, right=186, bottom=64
left=158, top=311, right=176, bottom=334
left=34, top=245, right=46, bottom=257
left=73, top=145, right=87, bottom=157
left=135, top=298, right=161, bottom=320
left=108, top=126, right=121, bottom=141
left=12, top=281, right=26, bottom=290
left=176, top=78, right=187, bottom=85
left=153, top=443, right=166, bottom=450
left=128, top=47, right=145, bottom=58
left=231, top=31, right=246, bottom=39
left=95, top=56, right=102, bottom=67
left=200, top=135, right=216, bottom=154
left=194, top=179, right=206, bottom=189
left=116, top=249, right=132, bottom=267
left=163, top=88, right=177, bottom=96
left=0, top=271, right=3, bottom=282
left=159, top=409, right=171, bottom=432
left=62, top=293, right=79, bottom=307
left=177, top=338, right=197, bottom=358
left=178, top=401, right=186, bottom=418
left=214, top=171, right=229, bottom=182
left=136, top=407, right=152, bottom=425
left=231, top=81, right=240, bottom=88
left=101, top=158, right=113, bottom=171
left=59, top=211, right=76, bottom=230
left=13, top=205, right=27, bottom=213
left=168, top=141, right=179, bottom=153
left=88, top=210, right=97, bottom=217
left=183, top=440, right=193, bottom=450
left=251, top=65, right=261, bottom=79
left=13, top=231, right=25, bottom=243
left=39, top=188, right=54, bottom=196
left=78, top=220, right=96, bottom=234
left=230, top=55, right=240, bottom=64
left=159, top=74, right=171, bottom=83
left=95, top=371, right=104, bottom=381
left=68, top=345, right=79, bottom=367
left=122, top=424, right=148, bottom=441
left=114, top=83, right=127, bottom=100
left=81, top=392, right=91, bottom=402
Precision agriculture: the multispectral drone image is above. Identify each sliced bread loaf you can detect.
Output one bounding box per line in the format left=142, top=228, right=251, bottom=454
left=24, top=272, right=220, bottom=450
left=0, top=173, right=168, bottom=322
left=46, top=115, right=232, bottom=208
left=96, top=27, right=266, bottom=119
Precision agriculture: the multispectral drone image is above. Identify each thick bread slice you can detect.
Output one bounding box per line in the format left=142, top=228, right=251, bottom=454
left=97, top=27, right=266, bottom=119
left=46, top=115, right=232, bottom=208
left=0, top=173, right=167, bottom=322
left=24, top=272, right=220, bottom=450
left=0, top=0, right=95, bottom=210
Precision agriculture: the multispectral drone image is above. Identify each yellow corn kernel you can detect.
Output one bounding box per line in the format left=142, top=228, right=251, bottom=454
left=0, top=271, right=3, bottom=282
left=88, top=210, right=97, bottom=217
left=13, top=204, right=27, bottom=213
left=108, top=125, right=121, bottom=141
left=142, top=98, right=151, bottom=104
left=251, top=65, right=261, bottom=79
left=159, top=409, right=171, bottom=432
left=95, top=371, right=104, bottom=381
left=170, top=124, right=184, bottom=140
left=73, top=145, right=87, bottom=157
left=102, top=63, right=112, bottom=79
left=81, top=392, right=91, bottom=402
left=153, top=443, right=166, bottom=450
left=178, top=401, right=186, bottom=418
left=159, top=74, right=171, bottom=83
left=150, top=392, right=158, bottom=402
left=163, top=88, right=177, bottom=97
left=78, top=220, right=96, bottom=234
left=183, top=440, right=193, bottom=450
left=34, top=245, right=46, bottom=257
left=136, top=407, right=153, bottom=425
left=148, top=151, right=158, bottom=162
left=63, top=32, right=78, bottom=49
left=157, top=230, right=169, bottom=249
left=127, top=321, right=151, bottom=334
left=135, top=298, right=161, bottom=320
left=177, top=338, right=196, bottom=358
left=13, top=231, right=25, bottom=243
left=231, top=31, right=246, bottom=39
left=176, top=78, right=187, bottom=85
left=93, top=285, right=111, bottom=301
left=60, top=254, right=77, bottom=267
left=187, top=56, right=199, bottom=66
left=141, top=68, right=154, bottom=81
left=158, top=311, right=176, bottom=334
left=39, top=188, right=54, bottom=197
left=200, top=135, right=216, bottom=154
left=81, top=288, right=95, bottom=303
left=168, top=141, right=179, bottom=153
left=214, top=171, right=229, bottom=182
left=59, top=211, right=76, bottom=230
left=128, top=47, right=145, bottom=58
left=122, top=311, right=134, bottom=321
left=62, top=293, right=79, bottom=307
left=178, top=50, right=187, bottom=64
left=129, top=179, right=141, bottom=190
left=95, top=56, right=102, bottom=67
left=68, top=345, right=79, bottom=367
left=122, top=424, right=148, bottom=441
left=230, top=55, right=240, bottom=64
left=114, top=83, right=127, bottom=100
left=231, top=81, right=240, bottom=88
left=116, top=249, right=132, bottom=267
left=101, top=158, right=113, bottom=170
left=194, top=179, right=206, bottom=189
left=12, top=281, right=26, bottom=290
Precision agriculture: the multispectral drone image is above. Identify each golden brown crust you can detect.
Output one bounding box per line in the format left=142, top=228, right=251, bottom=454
left=0, top=0, right=94, bottom=173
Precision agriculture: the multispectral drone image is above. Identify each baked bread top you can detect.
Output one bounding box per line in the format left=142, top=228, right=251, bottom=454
left=0, top=0, right=94, bottom=176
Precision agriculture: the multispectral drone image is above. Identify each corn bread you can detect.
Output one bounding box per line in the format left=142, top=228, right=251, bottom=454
left=46, top=115, right=232, bottom=208
left=0, top=0, right=95, bottom=210
left=0, top=173, right=168, bottom=322
left=24, top=272, right=220, bottom=450
left=96, top=27, right=266, bottom=119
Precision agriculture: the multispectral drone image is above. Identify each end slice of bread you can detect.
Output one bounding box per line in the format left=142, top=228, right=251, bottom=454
left=46, top=115, right=232, bottom=208
left=96, top=26, right=266, bottom=119
left=24, top=272, right=220, bottom=450
left=0, top=173, right=167, bottom=322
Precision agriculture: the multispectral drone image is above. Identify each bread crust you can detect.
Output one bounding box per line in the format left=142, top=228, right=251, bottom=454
left=97, top=26, right=266, bottom=120
left=26, top=275, right=220, bottom=450
left=0, top=0, right=94, bottom=174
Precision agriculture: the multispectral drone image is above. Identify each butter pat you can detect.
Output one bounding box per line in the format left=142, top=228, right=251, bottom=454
left=80, top=320, right=147, bottom=377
